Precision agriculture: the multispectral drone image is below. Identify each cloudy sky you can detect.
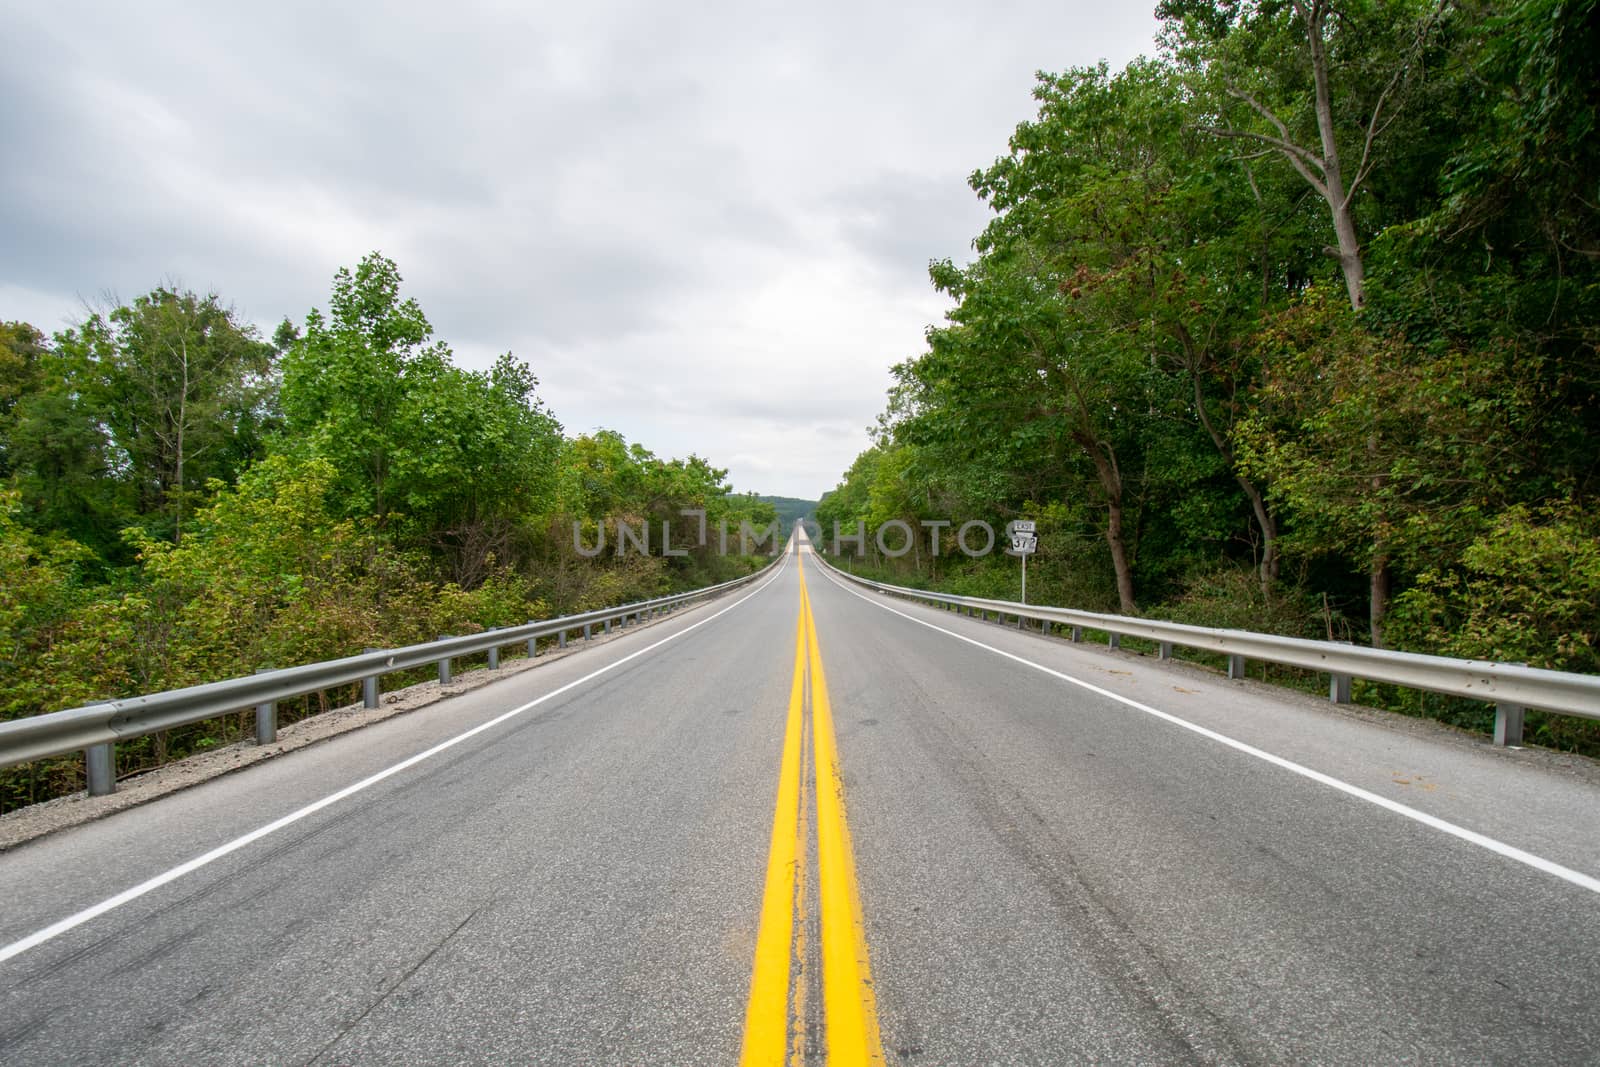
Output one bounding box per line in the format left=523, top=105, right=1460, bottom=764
left=3, top=1, right=1160, bottom=499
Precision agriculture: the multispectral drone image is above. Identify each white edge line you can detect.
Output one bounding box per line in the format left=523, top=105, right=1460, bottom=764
left=0, top=557, right=791, bottom=966
left=811, top=563, right=1600, bottom=897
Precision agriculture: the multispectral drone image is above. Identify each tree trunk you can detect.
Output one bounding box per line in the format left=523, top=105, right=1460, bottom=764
left=1370, top=550, right=1390, bottom=648
left=1304, top=0, right=1366, bottom=312
left=1106, top=495, right=1137, bottom=615
left=1082, top=435, right=1137, bottom=614
left=1249, top=483, right=1280, bottom=593
left=1185, top=352, right=1280, bottom=596
left=1327, top=195, right=1366, bottom=312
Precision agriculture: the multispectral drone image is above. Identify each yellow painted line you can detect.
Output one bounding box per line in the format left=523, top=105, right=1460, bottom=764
left=741, top=554, right=884, bottom=1066
left=739, top=603, right=808, bottom=1066
left=789, top=698, right=811, bottom=1067
left=802, top=563, right=887, bottom=1067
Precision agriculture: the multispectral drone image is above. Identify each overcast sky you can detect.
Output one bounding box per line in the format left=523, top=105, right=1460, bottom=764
left=2, top=1, right=1160, bottom=499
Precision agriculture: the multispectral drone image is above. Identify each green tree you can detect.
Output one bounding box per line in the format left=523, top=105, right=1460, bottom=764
left=60, top=289, right=275, bottom=541
left=4, top=325, right=133, bottom=559
left=1159, top=0, right=1445, bottom=312
left=0, top=321, right=49, bottom=479
left=281, top=253, right=450, bottom=523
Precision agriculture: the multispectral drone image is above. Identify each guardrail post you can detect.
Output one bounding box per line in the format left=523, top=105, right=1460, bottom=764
left=1108, top=633, right=1121, bottom=649
left=1228, top=653, right=1246, bottom=679
left=254, top=667, right=277, bottom=745
left=558, top=630, right=567, bottom=649
left=362, top=647, right=380, bottom=708
left=1071, top=625, right=1082, bottom=643
left=1494, top=702, right=1525, bottom=746
left=583, top=623, right=591, bottom=641
left=1159, top=641, right=1173, bottom=661
left=1494, top=664, right=1527, bottom=745
left=605, top=619, right=613, bottom=634
left=85, top=743, right=115, bottom=796
left=527, top=624, right=538, bottom=658
left=487, top=644, right=499, bottom=670
left=1328, top=640, right=1353, bottom=703
left=437, top=637, right=452, bottom=685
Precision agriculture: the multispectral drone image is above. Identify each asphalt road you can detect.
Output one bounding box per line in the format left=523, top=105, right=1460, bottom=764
left=2, top=534, right=1598, bottom=1065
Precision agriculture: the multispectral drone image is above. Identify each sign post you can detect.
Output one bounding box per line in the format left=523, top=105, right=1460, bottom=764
left=1008, top=521, right=1037, bottom=604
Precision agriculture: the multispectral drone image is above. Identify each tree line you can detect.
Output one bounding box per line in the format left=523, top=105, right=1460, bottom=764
left=817, top=0, right=1598, bottom=749
left=1, top=253, right=775, bottom=808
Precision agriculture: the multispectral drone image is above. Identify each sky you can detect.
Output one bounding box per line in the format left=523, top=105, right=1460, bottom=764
left=2, top=1, right=1161, bottom=499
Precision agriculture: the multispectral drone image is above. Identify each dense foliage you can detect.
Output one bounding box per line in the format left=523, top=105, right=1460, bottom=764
left=818, top=0, right=1598, bottom=749
left=0, top=254, right=775, bottom=809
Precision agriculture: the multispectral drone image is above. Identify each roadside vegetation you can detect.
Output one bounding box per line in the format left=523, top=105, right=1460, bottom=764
left=0, top=255, right=774, bottom=809
left=816, top=0, right=1599, bottom=753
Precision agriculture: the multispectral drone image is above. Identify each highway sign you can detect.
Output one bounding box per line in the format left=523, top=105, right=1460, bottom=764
left=1011, top=520, right=1036, bottom=534
left=1011, top=535, right=1037, bottom=554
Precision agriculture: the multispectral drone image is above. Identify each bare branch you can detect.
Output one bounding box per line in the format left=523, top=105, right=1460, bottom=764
left=1198, top=125, right=1332, bottom=199
left=1225, top=86, right=1294, bottom=146
left=1347, top=3, right=1451, bottom=208
left=1343, top=77, right=1399, bottom=208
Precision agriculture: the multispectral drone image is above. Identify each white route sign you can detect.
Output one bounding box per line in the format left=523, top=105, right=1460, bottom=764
left=1011, top=520, right=1037, bottom=534
left=1011, top=535, right=1038, bottom=554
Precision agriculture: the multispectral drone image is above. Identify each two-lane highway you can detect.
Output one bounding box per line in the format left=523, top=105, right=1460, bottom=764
left=2, top=531, right=1599, bottom=1064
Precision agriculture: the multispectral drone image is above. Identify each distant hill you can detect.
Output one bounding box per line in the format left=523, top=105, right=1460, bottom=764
left=758, top=496, right=817, bottom=535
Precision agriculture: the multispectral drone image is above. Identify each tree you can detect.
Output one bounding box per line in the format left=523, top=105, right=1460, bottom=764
left=0, top=321, right=49, bottom=479
left=405, top=354, right=564, bottom=584
left=55, top=289, right=274, bottom=542
left=281, top=253, right=449, bottom=523
left=1160, top=0, right=1445, bottom=312
left=891, top=247, right=1158, bottom=612
left=4, top=323, right=133, bottom=559
left=978, top=59, right=1305, bottom=596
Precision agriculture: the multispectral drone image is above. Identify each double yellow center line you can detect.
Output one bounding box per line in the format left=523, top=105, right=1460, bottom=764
left=740, top=555, right=885, bottom=1066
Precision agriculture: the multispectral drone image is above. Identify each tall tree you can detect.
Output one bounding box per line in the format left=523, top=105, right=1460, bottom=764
left=1160, top=0, right=1444, bottom=312
left=0, top=321, right=49, bottom=480
left=62, top=289, right=274, bottom=542
left=281, top=253, right=451, bottom=524
left=1160, top=0, right=1450, bottom=642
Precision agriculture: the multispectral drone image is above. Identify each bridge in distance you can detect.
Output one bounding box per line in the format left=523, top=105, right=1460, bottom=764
left=2, top=528, right=1598, bottom=1064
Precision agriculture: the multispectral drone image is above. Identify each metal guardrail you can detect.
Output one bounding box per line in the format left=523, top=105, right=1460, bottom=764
left=813, top=554, right=1600, bottom=746
left=0, top=558, right=783, bottom=796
